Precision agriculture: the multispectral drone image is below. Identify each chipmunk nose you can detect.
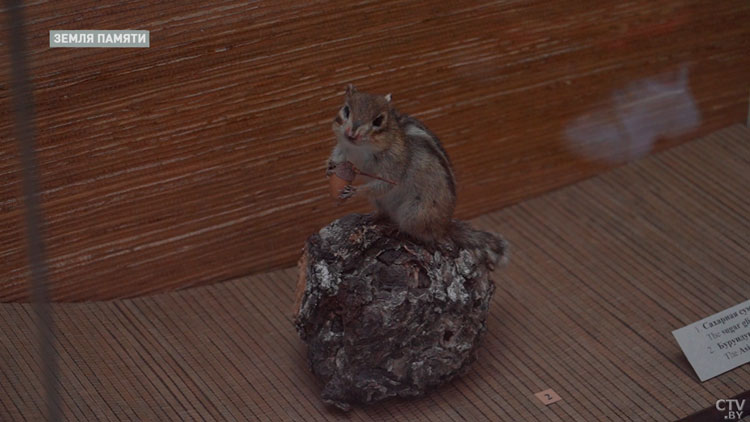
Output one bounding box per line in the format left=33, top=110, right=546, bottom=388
left=345, top=125, right=361, bottom=140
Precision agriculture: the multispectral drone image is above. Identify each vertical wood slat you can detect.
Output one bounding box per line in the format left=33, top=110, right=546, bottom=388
left=1, top=0, right=749, bottom=301
left=0, top=125, right=748, bottom=420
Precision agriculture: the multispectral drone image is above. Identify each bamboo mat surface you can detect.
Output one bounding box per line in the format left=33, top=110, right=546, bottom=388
left=2, top=125, right=749, bottom=421
left=3, top=1, right=750, bottom=302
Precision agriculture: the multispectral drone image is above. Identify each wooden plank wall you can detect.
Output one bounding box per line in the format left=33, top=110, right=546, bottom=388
left=1, top=0, right=748, bottom=301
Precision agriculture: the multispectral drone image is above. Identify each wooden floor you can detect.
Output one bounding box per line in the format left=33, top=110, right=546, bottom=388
left=2, top=125, right=749, bottom=421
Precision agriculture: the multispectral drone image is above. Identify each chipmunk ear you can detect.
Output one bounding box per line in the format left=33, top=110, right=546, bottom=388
left=346, top=84, right=357, bottom=97
left=384, top=93, right=392, bottom=103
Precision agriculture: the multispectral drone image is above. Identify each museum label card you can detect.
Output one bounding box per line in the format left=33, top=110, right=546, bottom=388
left=672, top=299, right=750, bottom=382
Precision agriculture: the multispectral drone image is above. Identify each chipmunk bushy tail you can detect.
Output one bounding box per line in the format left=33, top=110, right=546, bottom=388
left=449, top=220, right=509, bottom=269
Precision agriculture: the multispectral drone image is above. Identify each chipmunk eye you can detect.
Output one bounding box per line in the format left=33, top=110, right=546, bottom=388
left=342, top=105, right=350, bottom=118
left=372, top=114, right=384, bottom=128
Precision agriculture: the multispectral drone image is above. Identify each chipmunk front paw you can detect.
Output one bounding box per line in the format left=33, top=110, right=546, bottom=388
left=338, top=185, right=356, bottom=200
left=326, top=160, right=338, bottom=177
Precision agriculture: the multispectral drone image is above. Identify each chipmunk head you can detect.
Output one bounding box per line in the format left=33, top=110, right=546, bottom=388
left=332, top=84, right=393, bottom=149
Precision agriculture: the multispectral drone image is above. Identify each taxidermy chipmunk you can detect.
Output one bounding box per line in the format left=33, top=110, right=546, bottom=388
left=327, top=85, right=500, bottom=251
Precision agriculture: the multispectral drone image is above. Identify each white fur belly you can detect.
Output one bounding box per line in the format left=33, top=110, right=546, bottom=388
left=340, top=141, right=376, bottom=173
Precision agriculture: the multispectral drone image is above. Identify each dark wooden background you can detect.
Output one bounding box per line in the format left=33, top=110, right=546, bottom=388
left=1, top=0, right=748, bottom=301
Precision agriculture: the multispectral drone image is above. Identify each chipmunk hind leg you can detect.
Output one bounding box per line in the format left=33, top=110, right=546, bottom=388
left=394, top=197, right=450, bottom=244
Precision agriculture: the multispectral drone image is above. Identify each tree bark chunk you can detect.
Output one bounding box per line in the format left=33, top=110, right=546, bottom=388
left=294, top=213, right=508, bottom=410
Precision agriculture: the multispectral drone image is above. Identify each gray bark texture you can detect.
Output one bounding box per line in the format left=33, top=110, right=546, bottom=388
left=294, top=213, right=508, bottom=411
